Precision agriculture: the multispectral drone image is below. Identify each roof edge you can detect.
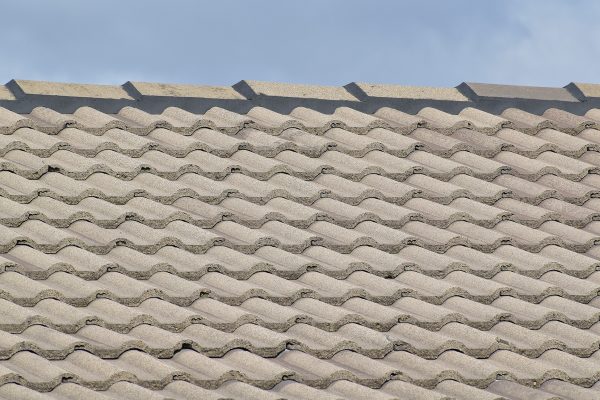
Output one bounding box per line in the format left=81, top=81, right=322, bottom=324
left=1, top=79, right=600, bottom=115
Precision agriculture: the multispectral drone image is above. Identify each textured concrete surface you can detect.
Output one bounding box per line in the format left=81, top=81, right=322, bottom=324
left=125, top=81, right=245, bottom=99
left=0, top=78, right=600, bottom=398
left=8, top=79, right=133, bottom=99
left=345, top=82, right=469, bottom=101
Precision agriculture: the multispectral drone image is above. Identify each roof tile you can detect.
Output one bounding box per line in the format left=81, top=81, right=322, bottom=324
left=460, top=82, right=579, bottom=102
left=124, top=81, right=245, bottom=100
left=345, top=82, right=469, bottom=101
left=234, top=80, right=359, bottom=101
left=7, top=79, right=134, bottom=100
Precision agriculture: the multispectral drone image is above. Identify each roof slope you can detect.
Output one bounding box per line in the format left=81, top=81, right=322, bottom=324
left=1, top=79, right=600, bottom=399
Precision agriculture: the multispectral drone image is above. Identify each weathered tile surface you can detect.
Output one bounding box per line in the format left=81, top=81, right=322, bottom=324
left=0, top=80, right=600, bottom=399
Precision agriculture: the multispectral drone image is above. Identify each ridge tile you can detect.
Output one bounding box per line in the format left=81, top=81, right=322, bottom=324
left=459, top=82, right=579, bottom=102
left=345, top=82, right=469, bottom=101
left=234, top=80, right=359, bottom=101
left=7, top=79, right=134, bottom=100
left=124, top=81, right=245, bottom=100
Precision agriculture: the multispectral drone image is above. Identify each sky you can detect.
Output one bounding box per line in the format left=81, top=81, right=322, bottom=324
left=1, top=0, right=598, bottom=87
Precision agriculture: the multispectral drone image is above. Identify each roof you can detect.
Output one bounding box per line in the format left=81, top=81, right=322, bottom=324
left=1, top=79, right=600, bottom=399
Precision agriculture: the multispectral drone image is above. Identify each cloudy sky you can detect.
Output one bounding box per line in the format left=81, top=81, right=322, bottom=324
left=1, top=0, right=597, bottom=87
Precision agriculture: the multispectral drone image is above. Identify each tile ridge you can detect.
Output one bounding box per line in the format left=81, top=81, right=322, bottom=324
left=2, top=79, right=600, bottom=114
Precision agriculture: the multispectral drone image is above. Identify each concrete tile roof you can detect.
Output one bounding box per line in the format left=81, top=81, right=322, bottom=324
left=1, top=79, right=600, bottom=398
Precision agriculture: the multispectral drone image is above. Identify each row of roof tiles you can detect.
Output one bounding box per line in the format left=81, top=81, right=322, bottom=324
left=0, top=375, right=588, bottom=400
left=1, top=194, right=599, bottom=232
left=5, top=147, right=600, bottom=182
left=1, top=104, right=598, bottom=136
left=6, top=379, right=589, bottom=400
left=4, top=347, right=600, bottom=392
left=3, top=294, right=600, bottom=337
left=2, top=242, right=598, bottom=280
left=2, top=319, right=600, bottom=360
left=1, top=217, right=600, bottom=254
left=4, top=261, right=600, bottom=305
left=4, top=80, right=600, bottom=114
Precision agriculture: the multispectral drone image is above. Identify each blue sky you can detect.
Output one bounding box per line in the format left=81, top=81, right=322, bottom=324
left=1, top=0, right=598, bottom=87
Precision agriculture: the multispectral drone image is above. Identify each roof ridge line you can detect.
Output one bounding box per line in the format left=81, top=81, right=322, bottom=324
left=2, top=79, right=600, bottom=115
